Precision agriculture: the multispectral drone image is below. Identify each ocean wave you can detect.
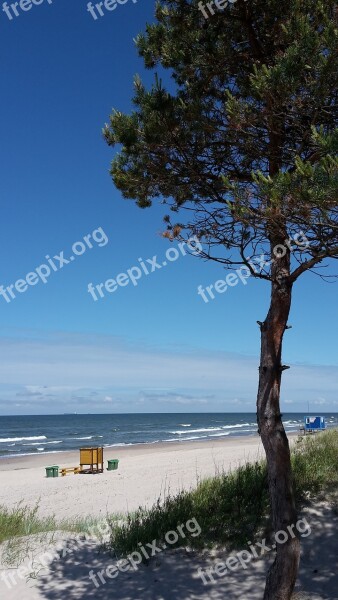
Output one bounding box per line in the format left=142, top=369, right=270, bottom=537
left=0, top=450, right=64, bottom=459
left=178, top=424, right=191, bottom=427
left=164, top=435, right=209, bottom=442
left=221, top=423, right=254, bottom=429
left=45, top=441, right=63, bottom=445
left=103, top=443, right=133, bottom=447
left=23, top=442, right=47, bottom=446
left=164, top=429, right=258, bottom=442
left=68, top=436, right=94, bottom=440
left=0, top=436, right=47, bottom=443
left=229, top=428, right=256, bottom=434
left=170, top=427, right=223, bottom=435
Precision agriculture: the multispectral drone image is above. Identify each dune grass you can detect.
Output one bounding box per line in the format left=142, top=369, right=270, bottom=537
left=108, top=429, right=338, bottom=556
left=0, top=504, right=56, bottom=546
left=0, top=429, right=337, bottom=557
left=291, top=429, right=338, bottom=498
left=0, top=503, right=114, bottom=567
left=0, top=502, right=102, bottom=546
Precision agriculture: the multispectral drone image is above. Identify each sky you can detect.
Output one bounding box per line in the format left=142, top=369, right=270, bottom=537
left=0, top=0, right=337, bottom=415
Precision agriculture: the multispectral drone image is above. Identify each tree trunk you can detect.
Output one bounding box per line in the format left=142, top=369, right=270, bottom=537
left=257, top=249, right=301, bottom=600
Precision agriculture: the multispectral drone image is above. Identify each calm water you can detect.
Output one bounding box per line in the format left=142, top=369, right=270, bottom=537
left=0, top=413, right=337, bottom=458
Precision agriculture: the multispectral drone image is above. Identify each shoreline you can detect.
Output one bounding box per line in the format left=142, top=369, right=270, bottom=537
left=0, top=431, right=301, bottom=470
left=0, top=432, right=299, bottom=471
left=0, top=433, right=299, bottom=519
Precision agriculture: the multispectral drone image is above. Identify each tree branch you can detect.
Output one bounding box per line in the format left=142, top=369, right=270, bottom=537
left=289, top=246, right=338, bottom=283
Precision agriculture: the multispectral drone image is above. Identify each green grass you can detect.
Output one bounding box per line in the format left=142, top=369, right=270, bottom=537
left=292, top=429, right=338, bottom=498
left=0, top=502, right=105, bottom=546
left=107, top=460, right=269, bottom=557
left=0, top=504, right=55, bottom=545
left=0, top=504, right=108, bottom=567
left=0, top=430, right=337, bottom=560
left=108, top=429, right=338, bottom=556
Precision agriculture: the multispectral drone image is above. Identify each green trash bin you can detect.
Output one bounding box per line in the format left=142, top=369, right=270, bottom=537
left=45, top=465, right=59, bottom=478
left=107, top=459, right=119, bottom=471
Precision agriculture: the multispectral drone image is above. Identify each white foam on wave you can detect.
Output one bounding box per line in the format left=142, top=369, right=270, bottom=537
left=164, top=435, right=209, bottom=442
left=221, top=423, right=254, bottom=429
left=103, top=443, right=133, bottom=447
left=23, top=442, right=46, bottom=446
left=170, top=424, right=257, bottom=435
left=229, top=428, right=256, bottom=434
left=45, top=441, right=63, bottom=445
left=22, top=440, right=61, bottom=447
left=0, top=450, right=64, bottom=459
left=170, top=427, right=223, bottom=435
left=0, top=436, right=47, bottom=443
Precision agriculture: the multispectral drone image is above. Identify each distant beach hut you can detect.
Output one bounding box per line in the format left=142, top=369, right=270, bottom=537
left=79, top=446, right=104, bottom=474
left=303, top=416, right=326, bottom=434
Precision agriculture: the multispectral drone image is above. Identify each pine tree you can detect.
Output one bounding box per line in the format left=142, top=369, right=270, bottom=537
left=103, top=1, right=338, bottom=597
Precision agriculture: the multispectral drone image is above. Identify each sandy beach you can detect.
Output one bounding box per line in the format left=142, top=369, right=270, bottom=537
left=0, top=435, right=273, bottom=519
left=1, top=434, right=336, bottom=600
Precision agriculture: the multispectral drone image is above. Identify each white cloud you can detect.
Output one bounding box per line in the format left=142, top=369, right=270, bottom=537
left=104, top=396, right=113, bottom=402
left=139, top=391, right=210, bottom=405
left=0, top=330, right=337, bottom=414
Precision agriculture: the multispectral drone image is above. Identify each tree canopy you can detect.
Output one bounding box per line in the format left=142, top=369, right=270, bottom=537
left=104, top=0, right=338, bottom=280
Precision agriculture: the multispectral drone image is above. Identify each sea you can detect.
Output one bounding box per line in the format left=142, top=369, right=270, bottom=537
left=0, top=413, right=337, bottom=459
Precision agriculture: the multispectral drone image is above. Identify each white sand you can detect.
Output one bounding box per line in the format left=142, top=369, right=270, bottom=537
left=0, top=436, right=268, bottom=519
left=0, top=434, right=336, bottom=600
left=0, top=501, right=336, bottom=600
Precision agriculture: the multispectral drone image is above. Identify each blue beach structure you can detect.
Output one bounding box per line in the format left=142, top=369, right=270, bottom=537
left=304, top=416, right=326, bottom=433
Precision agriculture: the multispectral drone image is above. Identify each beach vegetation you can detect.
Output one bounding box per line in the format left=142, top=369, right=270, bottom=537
left=107, top=430, right=338, bottom=556
left=1, top=431, right=337, bottom=569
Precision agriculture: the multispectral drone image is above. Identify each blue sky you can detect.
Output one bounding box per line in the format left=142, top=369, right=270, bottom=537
left=0, top=0, right=337, bottom=415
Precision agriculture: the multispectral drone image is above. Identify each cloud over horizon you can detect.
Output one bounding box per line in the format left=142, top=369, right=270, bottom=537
left=0, top=330, right=337, bottom=414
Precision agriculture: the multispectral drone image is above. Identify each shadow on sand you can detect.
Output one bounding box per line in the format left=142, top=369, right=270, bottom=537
left=34, top=503, right=337, bottom=600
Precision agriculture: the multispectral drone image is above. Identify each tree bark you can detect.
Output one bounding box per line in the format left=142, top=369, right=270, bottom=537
left=257, top=247, right=301, bottom=600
